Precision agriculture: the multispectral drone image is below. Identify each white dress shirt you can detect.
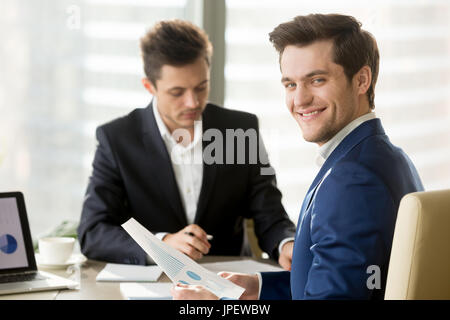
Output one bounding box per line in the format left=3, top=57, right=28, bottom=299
left=256, top=111, right=378, bottom=298
left=145, top=100, right=203, bottom=264
left=315, top=112, right=377, bottom=167
left=153, top=99, right=204, bottom=227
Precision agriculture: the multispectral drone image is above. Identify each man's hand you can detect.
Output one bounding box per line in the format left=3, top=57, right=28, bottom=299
left=278, top=241, right=294, bottom=271
left=171, top=283, right=219, bottom=300
left=218, top=272, right=260, bottom=300
left=163, top=224, right=211, bottom=260
left=171, top=272, right=260, bottom=300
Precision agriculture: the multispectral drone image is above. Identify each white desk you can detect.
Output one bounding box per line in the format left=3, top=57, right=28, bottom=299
left=1, top=256, right=278, bottom=300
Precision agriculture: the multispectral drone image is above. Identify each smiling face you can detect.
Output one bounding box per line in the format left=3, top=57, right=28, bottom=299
left=280, top=40, right=371, bottom=146
left=143, top=56, right=210, bottom=134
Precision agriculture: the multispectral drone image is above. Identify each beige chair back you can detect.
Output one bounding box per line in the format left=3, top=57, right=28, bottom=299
left=385, top=189, right=450, bottom=299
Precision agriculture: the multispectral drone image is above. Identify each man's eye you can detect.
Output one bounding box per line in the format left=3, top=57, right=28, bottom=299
left=170, top=91, right=183, bottom=97
left=284, top=83, right=296, bottom=89
left=312, top=78, right=325, bottom=85
left=195, top=86, right=207, bottom=92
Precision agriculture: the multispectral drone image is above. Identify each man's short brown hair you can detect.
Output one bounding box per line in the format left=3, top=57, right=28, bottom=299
left=140, top=19, right=213, bottom=86
left=269, top=14, right=379, bottom=109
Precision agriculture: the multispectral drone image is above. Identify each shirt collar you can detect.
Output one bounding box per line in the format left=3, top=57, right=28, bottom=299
left=152, top=98, right=203, bottom=149
left=315, top=112, right=377, bottom=167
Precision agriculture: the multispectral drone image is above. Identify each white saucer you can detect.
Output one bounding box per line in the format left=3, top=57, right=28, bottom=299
left=35, top=253, right=87, bottom=269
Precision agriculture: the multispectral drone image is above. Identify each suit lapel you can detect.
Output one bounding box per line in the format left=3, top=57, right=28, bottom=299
left=194, top=105, right=217, bottom=224
left=297, top=119, right=386, bottom=227
left=308, top=118, right=385, bottom=194
left=141, top=102, right=187, bottom=226
left=297, top=168, right=332, bottom=230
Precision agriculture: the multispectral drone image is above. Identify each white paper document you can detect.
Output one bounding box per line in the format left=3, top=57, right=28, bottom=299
left=121, top=218, right=245, bottom=299
left=120, top=282, right=172, bottom=300
left=96, top=263, right=163, bottom=282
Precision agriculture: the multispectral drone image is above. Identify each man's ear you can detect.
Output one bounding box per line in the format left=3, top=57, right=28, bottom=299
left=354, top=65, right=372, bottom=95
left=142, top=77, right=156, bottom=95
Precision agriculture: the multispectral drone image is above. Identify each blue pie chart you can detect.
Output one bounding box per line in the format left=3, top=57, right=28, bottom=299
left=0, top=234, right=18, bottom=254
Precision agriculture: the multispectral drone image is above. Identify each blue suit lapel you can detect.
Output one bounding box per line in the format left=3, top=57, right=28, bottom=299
left=297, top=119, right=386, bottom=226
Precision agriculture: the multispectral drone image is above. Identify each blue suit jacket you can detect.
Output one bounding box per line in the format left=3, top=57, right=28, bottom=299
left=260, top=119, right=424, bottom=300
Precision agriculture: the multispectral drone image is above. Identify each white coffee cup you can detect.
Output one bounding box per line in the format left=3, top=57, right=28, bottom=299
left=38, top=237, right=75, bottom=264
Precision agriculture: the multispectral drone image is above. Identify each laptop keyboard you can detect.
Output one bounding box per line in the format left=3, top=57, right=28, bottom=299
left=0, top=272, right=47, bottom=284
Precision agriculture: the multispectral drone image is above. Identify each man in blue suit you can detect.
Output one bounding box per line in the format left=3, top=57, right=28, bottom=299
left=172, top=14, right=424, bottom=300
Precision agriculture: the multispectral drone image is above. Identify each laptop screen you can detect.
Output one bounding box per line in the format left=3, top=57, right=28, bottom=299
left=0, top=193, right=35, bottom=273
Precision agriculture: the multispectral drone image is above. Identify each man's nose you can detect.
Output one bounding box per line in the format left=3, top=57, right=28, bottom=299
left=294, top=86, right=313, bottom=107
left=184, top=90, right=199, bottom=109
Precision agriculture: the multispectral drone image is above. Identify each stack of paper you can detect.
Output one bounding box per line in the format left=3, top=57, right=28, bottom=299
left=120, top=282, right=172, bottom=300
left=96, top=263, right=163, bottom=282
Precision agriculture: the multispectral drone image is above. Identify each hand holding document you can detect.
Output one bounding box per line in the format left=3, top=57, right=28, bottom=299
left=121, top=218, right=245, bottom=299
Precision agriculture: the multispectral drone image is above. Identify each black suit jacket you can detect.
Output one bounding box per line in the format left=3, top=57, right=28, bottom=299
left=78, top=102, right=296, bottom=265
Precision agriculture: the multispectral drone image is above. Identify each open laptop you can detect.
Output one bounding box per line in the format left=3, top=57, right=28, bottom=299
left=0, top=191, right=78, bottom=296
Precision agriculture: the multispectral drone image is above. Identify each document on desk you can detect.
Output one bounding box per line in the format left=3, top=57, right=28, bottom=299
left=120, top=282, right=172, bottom=300
left=121, top=218, right=245, bottom=299
left=96, top=263, right=163, bottom=282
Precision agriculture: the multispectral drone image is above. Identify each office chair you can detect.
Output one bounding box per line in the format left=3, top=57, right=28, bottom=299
left=245, top=219, right=264, bottom=259
left=385, top=189, right=450, bottom=299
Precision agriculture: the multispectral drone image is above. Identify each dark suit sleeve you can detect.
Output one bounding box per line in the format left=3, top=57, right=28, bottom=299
left=246, top=118, right=296, bottom=259
left=77, top=126, right=148, bottom=265
left=260, top=271, right=291, bottom=300
left=304, top=162, right=396, bottom=299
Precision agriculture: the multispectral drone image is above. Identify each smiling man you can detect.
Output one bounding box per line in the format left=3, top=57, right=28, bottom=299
left=172, top=14, right=424, bottom=300
left=281, top=40, right=369, bottom=146
left=77, top=20, right=296, bottom=268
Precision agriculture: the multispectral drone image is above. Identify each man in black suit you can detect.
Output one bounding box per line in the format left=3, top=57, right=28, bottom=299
left=77, top=19, right=296, bottom=268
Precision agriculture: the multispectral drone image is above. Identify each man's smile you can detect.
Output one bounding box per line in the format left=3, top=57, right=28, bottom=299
left=295, top=107, right=326, bottom=122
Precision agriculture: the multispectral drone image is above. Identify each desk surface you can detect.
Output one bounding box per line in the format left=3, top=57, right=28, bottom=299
left=1, top=256, right=277, bottom=300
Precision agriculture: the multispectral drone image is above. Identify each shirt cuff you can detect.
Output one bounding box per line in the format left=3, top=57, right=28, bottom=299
left=156, top=232, right=168, bottom=241
left=256, top=272, right=262, bottom=300
left=278, top=237, right=295, bottom=255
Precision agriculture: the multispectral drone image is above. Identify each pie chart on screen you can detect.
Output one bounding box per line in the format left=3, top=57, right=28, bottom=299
left=0, top=234, right=18, bottom=254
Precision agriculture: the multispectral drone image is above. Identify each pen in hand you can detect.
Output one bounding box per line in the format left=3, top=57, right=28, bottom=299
left=184, top=231, right=213, bottom=241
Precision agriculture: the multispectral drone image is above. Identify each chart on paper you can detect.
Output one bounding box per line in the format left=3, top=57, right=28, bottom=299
left=121, top=218, right=245, bottom=299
